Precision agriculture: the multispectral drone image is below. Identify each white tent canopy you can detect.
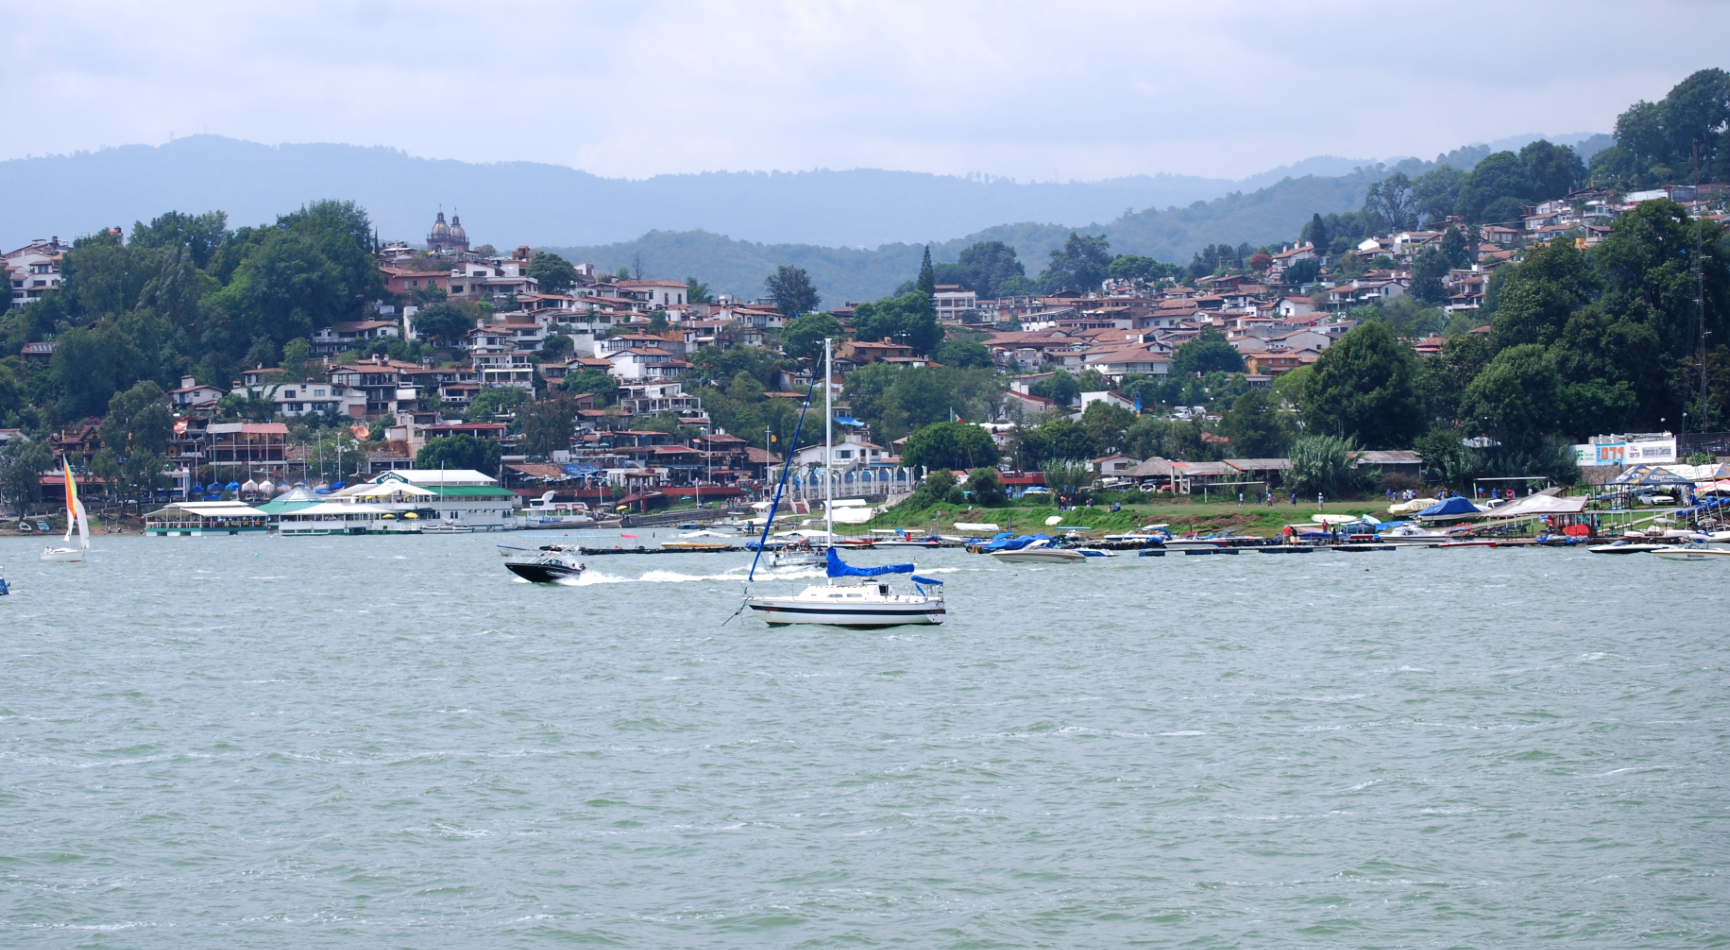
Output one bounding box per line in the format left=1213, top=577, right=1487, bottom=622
left=1490, top=494, right=1587, bottom=519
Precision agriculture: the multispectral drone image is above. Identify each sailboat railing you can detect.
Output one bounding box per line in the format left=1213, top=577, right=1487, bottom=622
left=746, top=378, right=818, bottom=582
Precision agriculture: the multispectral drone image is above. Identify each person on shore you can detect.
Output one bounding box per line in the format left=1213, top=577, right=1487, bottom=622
left=1238, top=492, right=1244, bottom=507
left=1290, top=492, right=1297, bottom=506
left=1317, top=493, right=1325, bottom=509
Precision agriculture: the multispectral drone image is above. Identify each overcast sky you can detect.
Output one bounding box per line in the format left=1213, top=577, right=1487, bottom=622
left=7, top=1, right=1726, bottom=182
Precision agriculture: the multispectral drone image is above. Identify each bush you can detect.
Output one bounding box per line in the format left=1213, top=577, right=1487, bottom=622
left=908, top=470, right=963, bottom=508
left=965, top=467, right=1008, bottom=506
left=1282, top=435, right=1368, bottom=499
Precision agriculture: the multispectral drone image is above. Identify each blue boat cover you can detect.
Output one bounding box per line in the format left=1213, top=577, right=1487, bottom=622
left=911, top=575, right=944, bottom=585
left=826, top=547, right=915, bottom=578
left=1417, top=497, right=1480, bottom=517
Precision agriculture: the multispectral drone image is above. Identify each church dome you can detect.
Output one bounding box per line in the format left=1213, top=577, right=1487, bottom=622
left=429, top=210, right=451, bottom=242
left=449, top=214, right=467, bottom=243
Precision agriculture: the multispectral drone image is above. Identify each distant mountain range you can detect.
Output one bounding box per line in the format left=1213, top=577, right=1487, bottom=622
left=0, top=131, right=1607, bottom=303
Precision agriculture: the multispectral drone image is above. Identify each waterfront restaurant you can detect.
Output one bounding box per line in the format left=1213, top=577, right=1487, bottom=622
left=143, top=501, right=271, bottom=536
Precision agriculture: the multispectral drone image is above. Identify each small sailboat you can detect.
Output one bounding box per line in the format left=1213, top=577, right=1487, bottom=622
left=742, top=338, right=946, bottom=627
left=39, top=460, right=90, bottom=562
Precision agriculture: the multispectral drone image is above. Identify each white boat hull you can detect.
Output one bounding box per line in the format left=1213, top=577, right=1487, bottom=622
left=1652, top=546, right=1730, bottom=561
left=747, top=583, right=945, bottom=627
left=991, top=548, right=1086, bottom=563
left=39, top=547, right=84, bottom=562
left=748, top=599, right=945, bottom=626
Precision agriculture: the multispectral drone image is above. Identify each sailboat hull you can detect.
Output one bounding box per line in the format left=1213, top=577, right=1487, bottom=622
left=747, top=598, right=945, bottom=626
left=39, top=547, right=84, bottom=562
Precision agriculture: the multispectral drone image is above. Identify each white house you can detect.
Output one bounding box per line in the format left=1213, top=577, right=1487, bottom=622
left=790, top=433, right=890, bottom=469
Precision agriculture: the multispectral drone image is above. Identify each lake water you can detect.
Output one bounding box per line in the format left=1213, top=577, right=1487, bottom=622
left=1, top=533, right=1726, bottom=948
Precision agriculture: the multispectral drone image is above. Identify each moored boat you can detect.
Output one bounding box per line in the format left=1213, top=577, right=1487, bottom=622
left=1651, top=544, right=1730, bottom=561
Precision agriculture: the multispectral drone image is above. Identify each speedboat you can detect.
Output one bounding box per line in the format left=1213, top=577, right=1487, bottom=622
left=505, top=549, right=586, bottom=582
left=1587, top=540, right=1668, bottom=554
left=1651, top=543, right=1730, bottom=561
left=991, top=539, right=1086, bottom=563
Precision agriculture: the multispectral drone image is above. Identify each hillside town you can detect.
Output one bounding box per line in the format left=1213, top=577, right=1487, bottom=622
left=5, top=64, right=1730, bottom=527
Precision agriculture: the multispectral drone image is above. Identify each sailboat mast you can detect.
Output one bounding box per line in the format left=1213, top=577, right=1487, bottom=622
left=824, top=337, right=833, bottom=546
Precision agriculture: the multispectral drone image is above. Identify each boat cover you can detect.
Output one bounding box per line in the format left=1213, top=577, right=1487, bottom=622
left=1490, top=494, right=1587, bottom=518
left=1417, top=497, right=1481, bottom=518
left=826, top=547, right=914, bottom=578
left=911, top=575, right=945, bottom=585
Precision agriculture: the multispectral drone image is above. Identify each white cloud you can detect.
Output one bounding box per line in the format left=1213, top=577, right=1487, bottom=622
left=5, top=0, right=1725, bottom=180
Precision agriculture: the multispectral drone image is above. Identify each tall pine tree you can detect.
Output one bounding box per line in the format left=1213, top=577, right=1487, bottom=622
left=916, top=245, right=936, bottom=295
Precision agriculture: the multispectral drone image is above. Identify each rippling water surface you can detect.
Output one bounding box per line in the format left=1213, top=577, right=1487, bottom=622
left=1, top=533, right=1726, bottom=948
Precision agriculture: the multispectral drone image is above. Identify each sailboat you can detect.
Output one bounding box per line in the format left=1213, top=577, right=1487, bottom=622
left=743, top=338, right=947, bottom=627
left=40, top=459, right=91, bottom=562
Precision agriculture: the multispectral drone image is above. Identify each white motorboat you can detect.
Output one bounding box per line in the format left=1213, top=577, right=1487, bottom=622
left=743, top=339, right=946, bottom=627
left=1587, top=540, right=1668, bottom=554
left=1651, top=544, right=1730, bottom=561
left=39, top=459, right=90, bottom=562
left=1377, top=523, right=1450, bottom=546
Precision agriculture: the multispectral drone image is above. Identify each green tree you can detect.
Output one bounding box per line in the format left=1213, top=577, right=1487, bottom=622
left=1283, top=435, right=1365, bottom=499
left=1039, top=457, right=1092, bottom=498
left=685, top=276, right=713, bottom=304
left=1015, top=419, right=1098, bottom=471
left=1172, top=329, right=1246, bottom=375
left=412, top=302, right=475, bottom=344
left=907, top=469, right=962, bottom=507
left=781, top=312, right=845, bottom=364
left=416, top=434, right=502, bottom=473
left=1457, top=152, right=1530, bottom=224
left=1410, top=246, right=1451, bottom=305
left=1519, top=139, right=1587, bottom=200
left=1412, top=166, right=1468, bottom=225
left=1040, top=232, right=1112, bottom=292
left=1222, top=389, right=1294, bottom=458
left=1440, top=226, right=1469, bottom=269
left=1364, top=172, right=1418, bottom=232
left=1301, top=214, right=1329, bottom=254
left=521, top=394, right=580, bottom=458
left=933, top=339, right=993, bottom=369
left=964, top=467, right=1008, bottom=506
left=915, top=245, right=936, bottom=295
left=51, top=324, right=149, bottom=419
left=1283, top=257, right=1321, bottom=287
left=129, top=210, right=229, bottom=270
left=1461, top=344, right=1562, bottom=453
left=899, top=421, right=1000, bottom=472
left=0, top=438, right=51, bottom=516
left=765, top=265, right=820, bottom=317
left=1030, top=370, right=1081, bottom=406
left=561, top=368, right=619, bottom=405
left=527, top=251, right=579, bottom=294
left=1490, top=240, right=1598, bottom=348
left=1301, top=321, right=1425, bottom=449
left=464, top=386, right=529, bottom=424
left=98, top=380, right=174, bottom=514
left=538, top=333, right=574, bottom=361
left=851, top=291, right=941, bottom=356
left=953, top=241, right=1025, bottom=298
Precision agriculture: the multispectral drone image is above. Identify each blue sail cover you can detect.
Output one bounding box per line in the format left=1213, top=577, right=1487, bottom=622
left=1417, top=497, right=1480, bottom=517
left=826, top=547, right=915, bottom=578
